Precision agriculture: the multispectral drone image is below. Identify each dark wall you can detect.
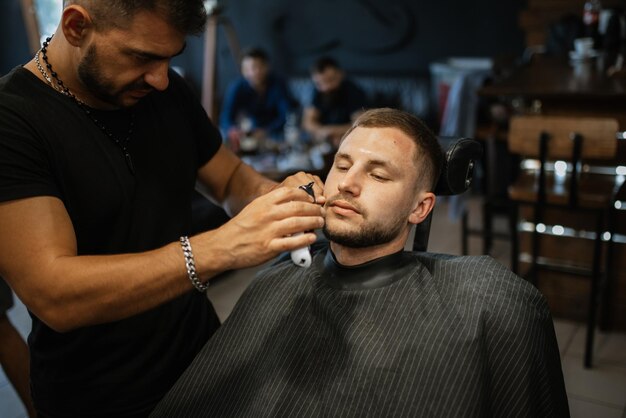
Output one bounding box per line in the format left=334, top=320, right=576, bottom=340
left=2, top=0, right=525, bottom=97
left=0, top=0, right=32, bottom=75
left=208, top=0, right=526, bottom=99
left=216, top=0, right=525, bottom=74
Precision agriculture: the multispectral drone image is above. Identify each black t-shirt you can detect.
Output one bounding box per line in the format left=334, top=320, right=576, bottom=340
left=310, top=78, right=367, bottom=125
left=0, top=67, right=222, bottom=417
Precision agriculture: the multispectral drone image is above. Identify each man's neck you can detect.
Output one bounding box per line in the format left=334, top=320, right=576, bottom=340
left=329, top=239, right=407, bottom=267
left=24, top=33, right=116, bottom=110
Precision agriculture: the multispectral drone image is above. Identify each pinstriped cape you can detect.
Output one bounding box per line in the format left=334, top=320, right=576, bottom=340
left=152, top=248, right=569, bottom=417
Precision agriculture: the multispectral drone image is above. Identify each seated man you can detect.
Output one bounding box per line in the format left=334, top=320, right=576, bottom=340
left=152, top=108, right=569, bottom=417
left=219, top=47, right=293, bottom=149
left=302, top=56, right=367, bottom=147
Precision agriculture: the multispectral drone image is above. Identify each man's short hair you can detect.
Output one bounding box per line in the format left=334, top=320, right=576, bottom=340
left=64, top=0, right=208, bottom=35
left=341, top=108, right=444, bottom=191
left=311, top=56, right=341, bottom=74
left=242, top=47, right=269, bottom=63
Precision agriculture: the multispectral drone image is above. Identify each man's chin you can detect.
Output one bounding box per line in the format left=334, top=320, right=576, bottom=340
left=106, top=90, right=152, bottom=108
left=120, top=97, right=141, bottom=108
left=323, top=226, right=370, bottom=249
left=115, top=94, right=145, bottom=108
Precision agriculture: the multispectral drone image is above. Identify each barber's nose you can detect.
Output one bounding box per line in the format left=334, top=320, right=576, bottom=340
left=144, top=61, right=170, bottom=91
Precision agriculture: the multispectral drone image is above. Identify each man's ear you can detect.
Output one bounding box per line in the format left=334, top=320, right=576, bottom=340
left=61, top=5, right=94, bottom=46
left=408, top=192, right=436, bottom=225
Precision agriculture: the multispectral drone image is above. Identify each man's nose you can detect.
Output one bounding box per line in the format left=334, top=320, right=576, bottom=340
left=337, top=170, right=361, bottom=196
left=144, top=61, right=170, bottom=91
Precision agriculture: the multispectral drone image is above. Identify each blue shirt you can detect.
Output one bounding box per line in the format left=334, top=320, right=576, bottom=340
left=220, top=74, right=293, bottom=137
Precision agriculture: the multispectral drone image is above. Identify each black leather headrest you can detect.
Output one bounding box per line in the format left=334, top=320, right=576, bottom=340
left=434, top=137, right=483, bottom=196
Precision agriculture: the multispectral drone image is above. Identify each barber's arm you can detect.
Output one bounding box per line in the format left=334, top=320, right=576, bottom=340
left=0, top=145, right=324, bottom=333
left=196, top=144, right=324, bottom=215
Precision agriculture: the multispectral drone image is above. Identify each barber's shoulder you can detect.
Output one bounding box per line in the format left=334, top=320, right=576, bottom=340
left=0, top=68, right=38, bottom=104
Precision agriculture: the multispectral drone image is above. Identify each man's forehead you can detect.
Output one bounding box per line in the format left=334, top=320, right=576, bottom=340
left=340, top=126, right=417, bottom=158
left=107, top=9, right=186, bottom=51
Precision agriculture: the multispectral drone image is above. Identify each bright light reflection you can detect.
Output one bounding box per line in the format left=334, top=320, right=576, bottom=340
left=554, top=161, right=567, bottom=175
left=603, top=232, right=612, bottom=241
left=616, top=201, right=623, bottom=210
left=536, top=223, right=546, bottom=233
left=552, top=225, right=565, bottom=235
left=616, top=166, right=626, bottom=176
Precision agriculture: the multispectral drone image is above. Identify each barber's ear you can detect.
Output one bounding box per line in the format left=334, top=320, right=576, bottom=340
left=408, top=192, right=436, bottom=225
left=61, top=5, right=94, bottom=46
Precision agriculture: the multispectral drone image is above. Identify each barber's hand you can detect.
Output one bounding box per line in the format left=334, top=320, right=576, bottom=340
left=201, top=186, right=325, bottom=272
left=275, top=171, right=326, bottom=206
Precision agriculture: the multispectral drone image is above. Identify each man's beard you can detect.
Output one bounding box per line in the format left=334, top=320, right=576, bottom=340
left=322, top=196, right=408, bottom=248
left=77, top=45, right=152, bottom=108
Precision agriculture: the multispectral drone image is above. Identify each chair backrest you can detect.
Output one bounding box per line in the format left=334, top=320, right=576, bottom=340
left=508, top=115, right=618, bottom=161
left=508, top=115, right=619, bottom=209
left=412, top=137, right=483, bottom=251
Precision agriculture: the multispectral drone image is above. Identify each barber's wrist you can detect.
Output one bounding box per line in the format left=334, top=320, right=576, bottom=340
left=179, top=231, right=236, bottom=282
left=180, top=236, right=208, bottom=292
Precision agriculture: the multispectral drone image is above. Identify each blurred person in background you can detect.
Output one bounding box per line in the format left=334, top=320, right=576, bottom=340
left=302, top=56, right=367, bottom=147
left=220, top=47, right=294, bottom=151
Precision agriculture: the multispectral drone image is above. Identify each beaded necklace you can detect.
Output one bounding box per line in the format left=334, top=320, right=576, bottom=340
left=36, top=36, right=136, bottom=175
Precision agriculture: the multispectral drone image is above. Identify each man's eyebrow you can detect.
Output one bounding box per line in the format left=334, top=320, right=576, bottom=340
left=124, top=42, right=187, bottom=60
left=367, top=159, right=391, bottom=168
left=334, top=152, right=353, bottom=163
left=335, top=153, right=399, bottom=172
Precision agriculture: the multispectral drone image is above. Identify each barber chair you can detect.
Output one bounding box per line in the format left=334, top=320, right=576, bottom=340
left=413, top=137, right=483, bottom=252
left=507, top=115, right=619, bottom=368
left=460, top=128, right=517, bottom=256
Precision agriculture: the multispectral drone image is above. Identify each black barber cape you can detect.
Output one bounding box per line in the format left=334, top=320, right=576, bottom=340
left=152, top=247, right=569, bottom=417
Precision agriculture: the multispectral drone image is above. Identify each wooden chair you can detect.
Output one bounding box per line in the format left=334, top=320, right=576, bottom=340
left=507, top=115, right=619, bottom=368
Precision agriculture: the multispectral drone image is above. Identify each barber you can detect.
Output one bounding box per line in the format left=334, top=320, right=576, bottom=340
left=0, top=1, right=324, bottom=417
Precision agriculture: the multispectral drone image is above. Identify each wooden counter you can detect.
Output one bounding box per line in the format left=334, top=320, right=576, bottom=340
left=479, top=55, right=626, bottom=128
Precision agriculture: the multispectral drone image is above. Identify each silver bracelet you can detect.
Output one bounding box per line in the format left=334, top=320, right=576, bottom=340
left=179, top=236, right=208, bottom=292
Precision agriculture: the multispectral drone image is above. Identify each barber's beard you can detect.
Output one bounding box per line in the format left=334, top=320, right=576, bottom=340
left=78, top=45, right=151, bottom=108
left=322, top=197, right=409, bottom=248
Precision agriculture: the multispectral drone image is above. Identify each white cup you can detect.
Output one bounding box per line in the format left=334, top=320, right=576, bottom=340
left=574, top=37, right=594, bottom=56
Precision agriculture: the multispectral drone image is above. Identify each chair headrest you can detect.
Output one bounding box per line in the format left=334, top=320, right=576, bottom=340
left=435, top=137, right=483, bottom=196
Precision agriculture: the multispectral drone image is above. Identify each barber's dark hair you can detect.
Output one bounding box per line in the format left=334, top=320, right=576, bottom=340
left=64, top=0, right=208, bottom=34
left=242, top=47, right=269, bottom=62
left=311, top=56, right=341, bottom=74
left=341, top=108, right=444, bottom=191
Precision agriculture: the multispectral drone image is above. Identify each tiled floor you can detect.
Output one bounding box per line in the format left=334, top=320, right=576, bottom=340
left=1, top=196, right=625, bottom=417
